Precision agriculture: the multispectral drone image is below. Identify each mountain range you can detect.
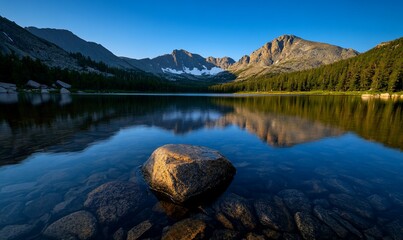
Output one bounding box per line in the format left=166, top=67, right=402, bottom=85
left=0, top=16, right=353, bottom=81
left=0, top=15, right=386, bottom=86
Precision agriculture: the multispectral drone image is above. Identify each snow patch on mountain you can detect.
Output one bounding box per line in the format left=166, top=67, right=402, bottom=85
left=161, top=66, right=223, bottom=76
left=162, top=68, right=184, bottom=74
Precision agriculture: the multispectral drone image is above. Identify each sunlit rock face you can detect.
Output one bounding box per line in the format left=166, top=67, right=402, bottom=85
left=229, top=35, right=358, bottom=79
left=142, top=144, right=236, bottom=203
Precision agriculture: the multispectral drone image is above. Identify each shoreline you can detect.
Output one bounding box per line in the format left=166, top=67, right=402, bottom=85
left=1, top=89, right=403, bottom=99
left=235, top=90, right=403, bottom=96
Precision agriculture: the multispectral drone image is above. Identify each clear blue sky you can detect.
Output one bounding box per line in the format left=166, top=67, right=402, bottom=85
left=1, top=0, right=402, bottom=60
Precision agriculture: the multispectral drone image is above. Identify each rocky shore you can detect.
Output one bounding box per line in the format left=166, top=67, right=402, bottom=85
left=361, top=93, right=403, bottom=100
left=0, top=80, right=71, bottom=94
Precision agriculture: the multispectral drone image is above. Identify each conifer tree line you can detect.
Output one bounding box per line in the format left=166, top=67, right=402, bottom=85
left=210, top=38, right=403, bottom=93
left=0, top=52, right=207, bottom=92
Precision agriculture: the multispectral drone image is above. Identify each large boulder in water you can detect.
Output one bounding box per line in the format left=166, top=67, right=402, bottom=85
left=142, top=144, right=236, bottom=203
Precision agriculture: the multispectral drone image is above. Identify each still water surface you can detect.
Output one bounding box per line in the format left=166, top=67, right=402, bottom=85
left=0, top=93, right=402, bottom=239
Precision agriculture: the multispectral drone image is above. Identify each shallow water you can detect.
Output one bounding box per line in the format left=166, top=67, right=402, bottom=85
left=0, top=93, right=402, bottom=239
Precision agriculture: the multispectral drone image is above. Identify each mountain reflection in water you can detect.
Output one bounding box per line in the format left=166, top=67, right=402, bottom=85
left=0, top=94, right=402, bottom=166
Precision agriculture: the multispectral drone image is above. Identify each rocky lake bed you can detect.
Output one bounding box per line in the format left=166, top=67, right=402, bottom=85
left=1, top=151, right=402, bottom=239
left=0, top=94, right=402, bottom=239
left=0, top=158, right=403, bottom=239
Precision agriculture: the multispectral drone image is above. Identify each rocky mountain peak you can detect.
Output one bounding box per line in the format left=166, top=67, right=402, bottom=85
left=172, top=49, right=193, bottom=57
left=276, top=34, right=299, bottom=41
left=206, top=56, right=235, bottom=69
left=238, top=55, right=250, bottom=65
left=229, top=34, right=359, bottom=79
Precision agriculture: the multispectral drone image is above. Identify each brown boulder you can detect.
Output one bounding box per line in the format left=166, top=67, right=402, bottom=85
left=142, top=144, right=235, bottom=203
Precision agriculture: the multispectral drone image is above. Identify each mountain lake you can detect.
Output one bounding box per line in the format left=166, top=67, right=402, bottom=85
left=0, top=93, right=402, bottom=239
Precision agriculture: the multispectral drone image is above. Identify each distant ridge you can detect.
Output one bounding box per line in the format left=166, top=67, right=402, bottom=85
left=0, top=16, right=78, bottom=70
left=26, top=27, right=135, bottom=69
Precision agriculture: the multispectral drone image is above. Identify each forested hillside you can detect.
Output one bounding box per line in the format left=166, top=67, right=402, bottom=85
left=0, top=52, right=207, bottom=92
left=211, top=38, right=403, bottom=93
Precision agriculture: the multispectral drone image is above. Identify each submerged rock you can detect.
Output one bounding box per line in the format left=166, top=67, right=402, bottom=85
left=294, top=211, right=317, bottom=240
left=278, top=189, right=311, bottom=213
left=127, top=220, right=152, bottom=240
left=313, top=205, right=349, bottom=238
left=262, top=229, right=282, bottom=239
left=367, top=194, right=391, bottom=211
left=332, top=208, right=373, bottom=229
left=210, top=229, right=240, bottom=240
left=216, top=212, right=235, bottom=229
left=162, top=218, right=208, bottom=240
left=303, top=180, right=329, bottom=194
left=0, top=182, right=36, bottom=193
left=313, top=199, right=330, bottom=209
left=23, top=193, right=62, bottom=218
left=363, top=226, right=383, bottom=239
left=84, top=181, right=143, bottom=224
left=282, top=233, right=302, bottom=240
left=43, top=210, right=97, bottom=240
left=296, top=210, right=339, bottom=240
left=385, top=220, right=403, bottom=240
left=329, top=194, right=374, bottom=219
left=254, top=196, right=295, bottom=232
left=388, top=192, right=403, bottom=207
left=324, top=178, right=356, bottom=195
left=152, top=200, right=189, bottom=219
left=0, top=224, right=34, bottom=240
left=215, top=193, right=257, bottom=230
left=112, top=228, right=126, bottom=240
left=142, top=144, right=235, bottom=203
left=0, top=202, right=25, bottom=225
left=245, top=232, right=266, bottom=240
left=329, top=212, right=363, bottom=239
